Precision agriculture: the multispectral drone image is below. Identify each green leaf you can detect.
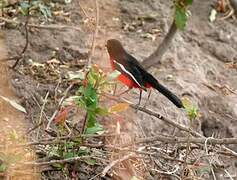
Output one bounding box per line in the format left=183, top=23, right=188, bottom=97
left=87, top=68, right=98, bottom=85
left=52, top=163, right=64, bottom=170
left=65, top=142, right=74, bottom=149
left=63, top=152, right=74, bottom=159
left=73, top=137, right=82, bottom=145
left=84, top=158, right=96, bottom=165
left=9, top=129, right=19, bottom=141
left=175, top=5, right=187, bottom=30
left=19, top=2, right=30, bottom=16
left=95, top=107, right=110, bottom=116
left=39, top=3, right=52, bottom=19
left=107, top=70, right=121, bottom=81
left=183, top=98, right=198, bottom=120
left=84, top=84, right=97, bottom=107
left=48, top=146, right=60, bottom=158
left=85, top=123, right=103, bottom=134
left=0, top=163, right=7, bottom=172
left=77, top=147, right=90, bottom=156
left=196, top=165, right=211, bottom=175
left=87, top=110, right=96, bottom=128
left=184, top=0, right=193, bottom=5
left=11, top=154, right=22, bottom=164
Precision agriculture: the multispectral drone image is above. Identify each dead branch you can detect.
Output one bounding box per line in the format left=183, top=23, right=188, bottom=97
left=102, top=93, right=237, bottom=158
left=141, top=20, right=177, bottom=69
left=132, top=104, right=200, bottom=137
left=81, top=112, right=88, bottom=134
left=102, top=93, right=198, bottom=136
left=132, top=135, right=237, bottom=146
left=22, top=156, right=93, bottom=166
left=0, top=17, right=82, bottom=31
left=130, top=103, right=237, bottom=158
left=37, top=91, right=49, bottom=139
left=46, top=84, right=73, bottom=131
left=28, top=24, right=82, bottom=31
left=11, top=0, right=31, bottom=69
left=87, top=0, right=99, bottom=68
left=0, top=133, right=119, bottom=148
left=101, top=153, right=136, bottom=177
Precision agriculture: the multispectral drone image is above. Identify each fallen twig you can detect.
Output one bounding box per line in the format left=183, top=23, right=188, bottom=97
left=102, top=93, right=237, bottom=158
left=0, top=133, right=119, bottom=148
left=0, top=17, right=82, bottom=31
left=46, top=84, right=73, bottom=130
left=132, top=135, right=237, bottom=146
left=101, top=153, right=135, bottom=177
left=22, top=156, right=93, bottom=166
left=37, top=91, right=49, bottom=139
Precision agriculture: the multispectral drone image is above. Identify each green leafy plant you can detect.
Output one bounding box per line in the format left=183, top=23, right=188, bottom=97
left=48, top=141, right=94, bottom=170
left=48, top=65, right=129, bottom=171
left=0, top=0, right=8, bottom=10
left=0, top=152, right=22, bottom=173
left=174, top=0, right=193, bottom=30
left=75, top=66, right=107, bottom=134
left=58, top=65, right=128, bottom=135
left=19, top=0, right=52, bottom=19
left=183, top=98, right=198, bottom=121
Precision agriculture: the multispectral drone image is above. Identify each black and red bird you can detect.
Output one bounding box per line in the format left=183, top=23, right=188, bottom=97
left=106, top=39, right=184, bottom=108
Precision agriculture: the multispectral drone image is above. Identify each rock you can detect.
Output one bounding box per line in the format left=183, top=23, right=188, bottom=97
left=63, top=45, right=88, bottom=59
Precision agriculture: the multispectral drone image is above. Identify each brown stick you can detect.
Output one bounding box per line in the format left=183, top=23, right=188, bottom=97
left=22, top=156, right=95, bottom=166
left=102, top=93, right=237, bottom=157
left=124, top=135, right=237, bottom=147
left=101, top=153, right=135, bottom=177
left=87, top=0, right=99, bottom=68
left=11, top=0, right=31, bottom=69
left=141, top=20, right=177, bottom=69
left=46, top=84, right=73, bottom=130
left=131, top=104, right=200, bottom=137
left=0, top=17, right=82, bottom=31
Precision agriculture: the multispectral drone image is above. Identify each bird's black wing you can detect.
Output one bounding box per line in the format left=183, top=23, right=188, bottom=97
left=126, top=53, right=184, bottom=108
left=125, top=53, right=148, bottom=86
left=112, top=53, right=146, bottom=89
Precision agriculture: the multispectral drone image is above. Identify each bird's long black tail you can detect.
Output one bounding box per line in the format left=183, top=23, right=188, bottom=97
left=144, top=73, right=184, bottom=108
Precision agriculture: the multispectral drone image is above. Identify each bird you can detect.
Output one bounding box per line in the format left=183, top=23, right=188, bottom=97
left=106, top=39, right=184, bottom=108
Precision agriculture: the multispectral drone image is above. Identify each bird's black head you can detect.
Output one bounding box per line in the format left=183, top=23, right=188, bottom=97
left=106, top=39, right=125, bottom=58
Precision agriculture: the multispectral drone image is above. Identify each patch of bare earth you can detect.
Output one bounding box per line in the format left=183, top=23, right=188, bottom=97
left=0, top=34, right=38, bottom=179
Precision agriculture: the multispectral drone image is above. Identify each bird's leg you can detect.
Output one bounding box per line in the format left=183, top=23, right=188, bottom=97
left=113, top=83, right=117, bottom=95
left=135, top=89, right=142, bottom=113
left=138, top=89, right=142, bottom=106
left=117, top=87, right=132, bottom=96
left=143, top=89, right=152, bottom=108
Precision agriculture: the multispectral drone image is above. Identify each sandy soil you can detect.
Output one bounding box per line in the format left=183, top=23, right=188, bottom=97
left=1, top=0, right=237, bottom=179
left=0, top=34, right=38, bottom=179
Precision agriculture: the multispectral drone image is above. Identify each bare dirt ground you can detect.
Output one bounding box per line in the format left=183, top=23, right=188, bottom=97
left=0, top=34, right=38, bottom=179
left=1, top=0, right=237, bottom=179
